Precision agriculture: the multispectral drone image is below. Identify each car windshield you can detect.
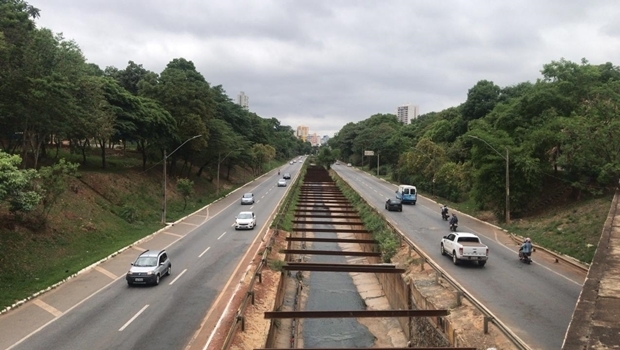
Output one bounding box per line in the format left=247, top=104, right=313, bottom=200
left=238, top=213, right=253, bottom=219
left=134, top=257, right=157, bottom=267
left=242, top=193, right=252, bottom=198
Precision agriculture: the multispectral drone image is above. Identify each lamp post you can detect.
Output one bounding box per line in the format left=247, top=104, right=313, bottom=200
left=467, top=135, right=510, bottom=224
left=217, top=148, right=242, bottom=197
left=161, top=135, right=202, bottom=225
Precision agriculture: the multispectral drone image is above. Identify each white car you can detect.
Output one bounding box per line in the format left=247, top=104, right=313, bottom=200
left=235, top=211, right=256, bottom=230
left=277, top=179, right=287, bottom=187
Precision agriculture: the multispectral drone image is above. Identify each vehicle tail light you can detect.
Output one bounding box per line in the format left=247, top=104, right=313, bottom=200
left=459, top=247, right=463, bottom=256
left=486, top=248, right=489, bottom=256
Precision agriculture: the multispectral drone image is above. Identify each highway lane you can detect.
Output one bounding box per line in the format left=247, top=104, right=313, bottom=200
left=333, top=165, right=586, bottom=350
left=5, top=159, right=304, bottom=350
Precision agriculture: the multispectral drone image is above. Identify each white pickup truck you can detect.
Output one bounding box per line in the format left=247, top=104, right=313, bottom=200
left=440, top=232, right=489, bottom=267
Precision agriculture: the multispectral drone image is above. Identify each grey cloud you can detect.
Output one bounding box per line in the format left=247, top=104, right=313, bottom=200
left=34, top=0, right=620, bottom=136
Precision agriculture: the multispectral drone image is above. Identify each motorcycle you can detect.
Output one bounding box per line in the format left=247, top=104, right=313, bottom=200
left=449, top=222, right=458, bottom=232
left=519, top=250, right=532, bottom=264
left=441, top=210, right=449, bottom=221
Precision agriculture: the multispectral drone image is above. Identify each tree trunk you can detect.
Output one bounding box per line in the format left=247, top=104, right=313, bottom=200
left=98, top=138, right=107, bottom=169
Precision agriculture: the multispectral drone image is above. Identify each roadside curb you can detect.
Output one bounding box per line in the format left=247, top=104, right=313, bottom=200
left=362, top=169, right=588, bottom=272
left=0, top=169, right=274, bottom=316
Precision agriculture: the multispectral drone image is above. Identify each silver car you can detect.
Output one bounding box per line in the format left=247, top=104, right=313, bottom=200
left=126, top=249, right=171, bottom=286
left=277, top=179, right=287, bottom=187
left=240, top=192, right=254, bottom=205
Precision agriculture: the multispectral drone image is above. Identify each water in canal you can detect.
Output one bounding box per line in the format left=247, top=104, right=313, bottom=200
left=302, top=233, right=375, bottom=348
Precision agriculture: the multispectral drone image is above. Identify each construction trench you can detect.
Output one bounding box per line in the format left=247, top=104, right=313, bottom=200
left=258, top=166, right=478, bottom=350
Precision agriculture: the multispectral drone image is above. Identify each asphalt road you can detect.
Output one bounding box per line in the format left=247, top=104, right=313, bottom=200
left=332, top=164, right=587, bottom=350
left=0, top=159, right=305, bottom=350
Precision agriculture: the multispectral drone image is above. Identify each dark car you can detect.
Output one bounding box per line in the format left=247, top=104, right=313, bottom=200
left=126, top=249, right=171, bottom=286
left=283, top=173, right=291, bottom=179
left=385, top=199, right=403, bottom=212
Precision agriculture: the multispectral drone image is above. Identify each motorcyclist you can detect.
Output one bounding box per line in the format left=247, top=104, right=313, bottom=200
left=441, top=205, right=448, bottom=216
left=278, top=169, right=280, bottom=175
left=449, top=213, right=458, bottom=226
left=519, top=237, right=533, bottom=259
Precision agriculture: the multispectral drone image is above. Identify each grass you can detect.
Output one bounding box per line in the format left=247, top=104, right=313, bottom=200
left=0, top=148, right=290, bottom=311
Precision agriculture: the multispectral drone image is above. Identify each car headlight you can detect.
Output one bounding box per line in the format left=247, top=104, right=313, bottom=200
left=147, top=271, right=155, bottom=275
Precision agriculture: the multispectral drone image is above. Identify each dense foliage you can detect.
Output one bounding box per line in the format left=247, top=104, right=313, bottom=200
left=329, top=59, right=620, bottom=220
left=0, top=0, right=312, bottom=218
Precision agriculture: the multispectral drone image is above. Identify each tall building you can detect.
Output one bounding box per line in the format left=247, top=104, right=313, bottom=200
left=237, top=91, right=249, bottom=110
left=296, top=125, right=309, bottom=142
left=396, top=104, right=419, bottom=124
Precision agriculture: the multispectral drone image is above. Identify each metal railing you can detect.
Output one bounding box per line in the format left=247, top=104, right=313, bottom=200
left=220, top=164, right=305, bottom=350
left=332, top=171, right=532, bottom=350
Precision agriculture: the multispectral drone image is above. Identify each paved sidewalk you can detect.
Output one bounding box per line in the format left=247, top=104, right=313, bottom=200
left=563, top=189, right=620, bottom=349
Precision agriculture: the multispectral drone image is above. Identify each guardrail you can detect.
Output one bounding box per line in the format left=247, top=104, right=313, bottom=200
left=332, top=171, right=532, bottom=350
left=220, top=163, right=305, bottom=350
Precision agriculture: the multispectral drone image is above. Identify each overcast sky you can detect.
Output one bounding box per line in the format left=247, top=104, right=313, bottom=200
left=34, top=0, right=620, bottom=137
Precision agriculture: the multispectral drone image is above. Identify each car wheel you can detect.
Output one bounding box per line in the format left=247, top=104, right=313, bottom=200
left=399, top=208, right=402, bottom=212
left=154, top=274, right=160, bottom=285
left=127, top=281, right=133, bottom=287
left=413, top=201, right=416, bottom=205
left=166, top=265, right=171, bottom=276
left=440, top=244, right=446, bottom=256
left=478, top=261, right=486, bottom=267
left=452, top=252, right=459, bottom=265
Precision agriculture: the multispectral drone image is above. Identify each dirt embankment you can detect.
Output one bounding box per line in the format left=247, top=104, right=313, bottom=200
left=218, top=229, right=515, bottom=350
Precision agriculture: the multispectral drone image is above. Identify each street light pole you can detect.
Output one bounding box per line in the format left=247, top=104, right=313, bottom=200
left=161, top=134, right=202, bottom=225
left=216, top=148, right=242, bottom=198
left=467, top=135, right=510, bottom=223
left=377, top=151, right=380, bottom=177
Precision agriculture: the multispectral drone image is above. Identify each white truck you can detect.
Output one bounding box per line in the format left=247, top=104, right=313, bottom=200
left=440, top=232, right=489, bottom=266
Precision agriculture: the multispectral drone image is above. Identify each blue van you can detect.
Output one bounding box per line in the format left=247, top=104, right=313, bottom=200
left=396, top=185, right=417, bottom=205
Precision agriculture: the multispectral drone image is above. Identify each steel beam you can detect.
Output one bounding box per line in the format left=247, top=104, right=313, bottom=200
left=286, top=237, right=377, bottom=243
left=264, top=310, right=448, bottom=318
left=281, top=249, right=381, bottom=256
left=282, top=265, right=405, bottom=273
left=292, top=228, right=368, bottom=233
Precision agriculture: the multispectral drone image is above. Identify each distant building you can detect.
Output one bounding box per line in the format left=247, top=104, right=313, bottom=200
left=320, top=135, right=329, bottom=145
left=396, top=104, right=419, bottom=124
left=296, top=125, right=309, bottom=142
left=237, top=91, right=249, bottom=110
left=308, top=133, right=319, bottom=146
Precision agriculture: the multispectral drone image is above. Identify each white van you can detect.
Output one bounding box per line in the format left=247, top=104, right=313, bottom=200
left=396, top=185, right=417, bottom=205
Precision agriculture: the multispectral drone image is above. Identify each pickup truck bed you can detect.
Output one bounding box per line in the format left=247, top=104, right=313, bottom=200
left=441, top=232, right=489, bottom=266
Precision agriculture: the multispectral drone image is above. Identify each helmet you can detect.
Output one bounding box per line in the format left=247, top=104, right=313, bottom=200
left=452, top=213, right=456, bottom=216
left=525, top=237, right=531, bottom=242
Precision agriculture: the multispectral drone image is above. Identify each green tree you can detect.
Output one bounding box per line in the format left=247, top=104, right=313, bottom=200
left=0, top=151, right=41, bottom=213
left=37, top=158, right=79, bottom=218
left=462, top=80, right=501, bottom=122
left=176, top=178, right=194, bottom=210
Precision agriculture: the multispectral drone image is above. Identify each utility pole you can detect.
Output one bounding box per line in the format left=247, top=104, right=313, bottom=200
left=161, top=149, right=167, bottom=225
left=377, top=151, right=380, bottom=176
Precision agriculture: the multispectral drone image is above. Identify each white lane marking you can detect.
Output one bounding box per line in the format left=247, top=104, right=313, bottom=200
left=8, top=231, right=190, bottom=350
left=347, top=171, right=584, bottom=286
left=163, top=232, right=183, bottom=238
left=198, top=247, right=211, bottom=258
left=119, top=304, right=149, bottom=332
left=177, top=222, right=198, bottom=226
left=169, top=269, right=187, bottom=286
left=218, top=232, right=226, bottom=240
left=95, top=266, right=117, bottom=280
left=33, top=299, right=62, bottom=317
